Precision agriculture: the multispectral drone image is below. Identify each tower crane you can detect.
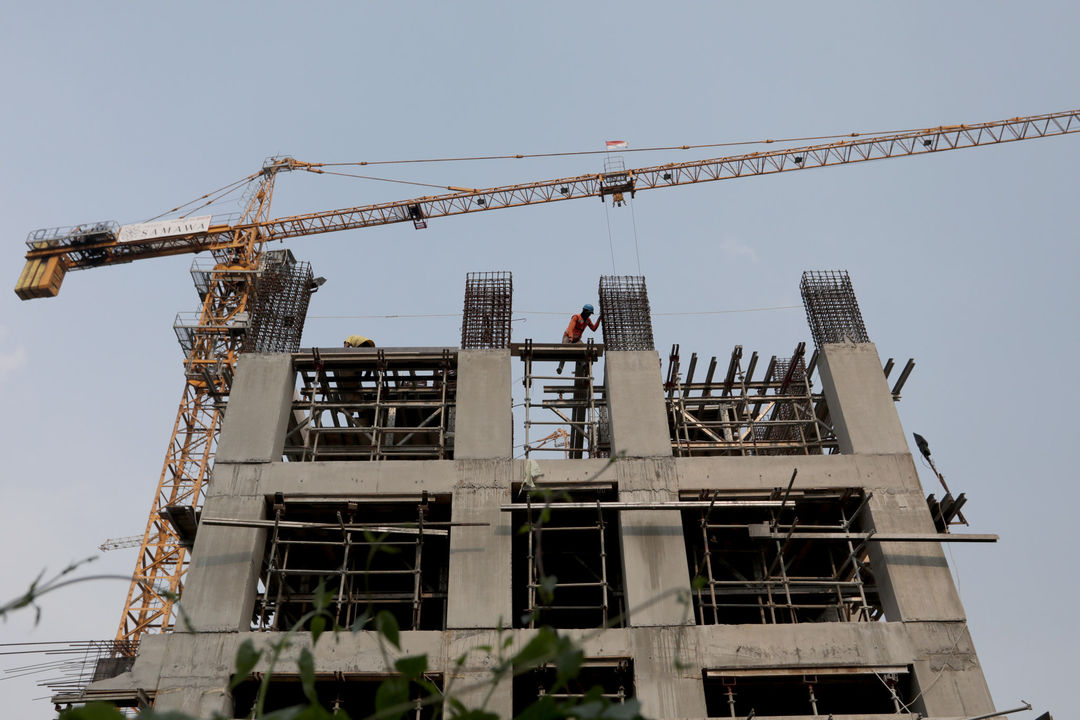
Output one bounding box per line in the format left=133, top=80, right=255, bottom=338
left=14, top=107, right=1080, bottom=653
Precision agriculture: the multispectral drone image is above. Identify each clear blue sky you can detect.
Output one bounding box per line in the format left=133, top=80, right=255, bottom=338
left=2, top=3, right=1078, bottom=717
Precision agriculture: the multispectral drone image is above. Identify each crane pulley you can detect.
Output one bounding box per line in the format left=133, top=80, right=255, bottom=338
left=14, top=107, right=1080, bottom=653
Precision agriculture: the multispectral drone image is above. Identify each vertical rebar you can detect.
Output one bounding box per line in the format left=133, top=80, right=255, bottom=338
left=598, top=275, right=654, bottom=351
left=800, top=270, right=870, bottom=348
left=461, top=271, right=513, bottom=349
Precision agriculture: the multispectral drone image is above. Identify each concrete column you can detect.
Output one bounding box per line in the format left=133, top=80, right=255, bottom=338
left=447, top=466, right=512, bottom=629
left=817, top=342, right=908, bottom=455
left=619, top=460, right=693, bottom=626
left=177, top=494, right=267, bottom=632
left=216, top=353, right=297, bottom=463
left=905, top=622, right=995, bottom=717
left=454, top=350, right=512, bottom=459
left=604, top=351, right=671, bottom=458
left=864, top=489, right=966, bottom=622
left=631, top=627, right=708, bottom=718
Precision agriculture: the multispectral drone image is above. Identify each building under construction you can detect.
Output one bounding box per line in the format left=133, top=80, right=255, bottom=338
left=57, top=270, right=1000, bottom=718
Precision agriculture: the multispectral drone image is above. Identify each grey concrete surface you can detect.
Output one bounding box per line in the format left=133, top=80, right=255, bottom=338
left=818, top=342, right=909, bottom=455
left=176, top=494, right=267, bottom=633
left=216, top=354, right=296, bottom=463
left=605, top=351, right=672, bottom=457
left=455, top=350, right=513, bottom=459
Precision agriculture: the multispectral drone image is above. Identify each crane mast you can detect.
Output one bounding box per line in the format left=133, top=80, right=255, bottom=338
left=113, top=164, right=283, bottom=647
left=11, top=107, right=1080, bottom=652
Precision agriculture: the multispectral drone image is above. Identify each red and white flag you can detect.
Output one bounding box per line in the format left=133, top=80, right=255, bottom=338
left=605, top=140, right=628, bottom=150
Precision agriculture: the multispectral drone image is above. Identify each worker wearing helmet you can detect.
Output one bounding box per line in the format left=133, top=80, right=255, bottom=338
left=344, top=335, right=375, bottom=348
left=557, top=304, right=602, bottom=374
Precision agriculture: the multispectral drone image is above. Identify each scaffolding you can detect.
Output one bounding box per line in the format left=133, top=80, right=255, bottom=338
left=666, top=343, right=836, bottom=456
left=513, top=489, right=625, bottom=629
left=800, top=270, right=870, bottom=348
left=461, top=270, right=513, bottom=349
left=513, top=341, right=606, bottom=459
left=598, top=275, right=654, bottom=351
left=682, top=487, right=882, bottom=625
left=255, top=497, right=451, bottom=632
left=286, top=348, right=456, bottom=461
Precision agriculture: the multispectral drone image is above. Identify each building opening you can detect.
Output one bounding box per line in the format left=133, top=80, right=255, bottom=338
left=232, top=673, right=442, bottom=719
left=681, top=488, right=882, bottom=624
left=513, top=659, right=633, bottom=717
left=665, top=344, right=838, bottom=457
left=286, top=348, right=457, bottom=461
left=512, top=488, right=625, bottom=628
left=703, top=667, right=912, bottom=717
left=255, top=496, right=451, bottom=632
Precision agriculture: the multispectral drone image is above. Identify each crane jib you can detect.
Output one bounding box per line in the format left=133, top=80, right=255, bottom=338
left=15, top=107, right=1080, bottom=301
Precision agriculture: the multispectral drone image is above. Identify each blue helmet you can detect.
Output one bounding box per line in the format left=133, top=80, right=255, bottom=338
left=582, top=304, right=595, bottom=313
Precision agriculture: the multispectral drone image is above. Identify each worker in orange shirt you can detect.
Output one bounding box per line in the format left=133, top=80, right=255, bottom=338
left=557, top=303, right=602, bottom=374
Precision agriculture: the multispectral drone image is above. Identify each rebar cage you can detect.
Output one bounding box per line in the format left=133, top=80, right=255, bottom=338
left=799, top=270, right=870, bottom=348
left=598, top=275, right=654, bottom=351
left=244, top=250, right=315, bottom=354
left=287, top=349, right=457, bottom=461
left=256, top=497, right=451, bottom=633
left=682, top=488, right=881, bottom=625
left=513, top=489, right=626, bottom=629
left=665, top=344, right=837, bottom=456
left=461, top=270, right=513, bottom=349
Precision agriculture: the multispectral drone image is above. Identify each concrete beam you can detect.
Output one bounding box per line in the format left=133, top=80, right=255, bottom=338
left=216, top=354, right=296, bottom=464
left=454, top=350, right=513, bottom=459
left=818, top=342, right=909, bottom=455
left=604, top=351, right=672, bottom=458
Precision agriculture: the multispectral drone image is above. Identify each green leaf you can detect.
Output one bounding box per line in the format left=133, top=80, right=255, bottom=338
left=512, top=694, right=560, bottom=720
left=310, top=614, right=327, bottom=646
left=59, top=703, right=127, bottom=720
left=571, top=700, right=605, bottom=719
left=452, top=710, right=500, bottom=720
left=600, top=699, right=642, bottom=720
left=393, top=653, right=428, bottom=679
left=313, top=580, right=335, bottom=613
left=228, top=638, right=262, bottom=691
left=691, top=575, right=707, bottom=592
left=350, top=609, right=372, bottom=634
left=511, top=627, right=559, bottom=671
left=299, top=647, right=318, bottom=704
left=552, top=636, right=583, bottom=690
left=141, top=712, right=205, bottom=720
left=538, top=575, right=558, bottom=605
left=259, top=707, right=307, bottom=720
left=375, top=610, right=401, bottom=649
left=374, top=676, right=410, bottom=720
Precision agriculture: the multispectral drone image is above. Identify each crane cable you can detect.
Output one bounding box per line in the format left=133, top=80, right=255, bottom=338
left=303, top=127, right=925, bottom=168
left=141, top=119, right=983, bottom=226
